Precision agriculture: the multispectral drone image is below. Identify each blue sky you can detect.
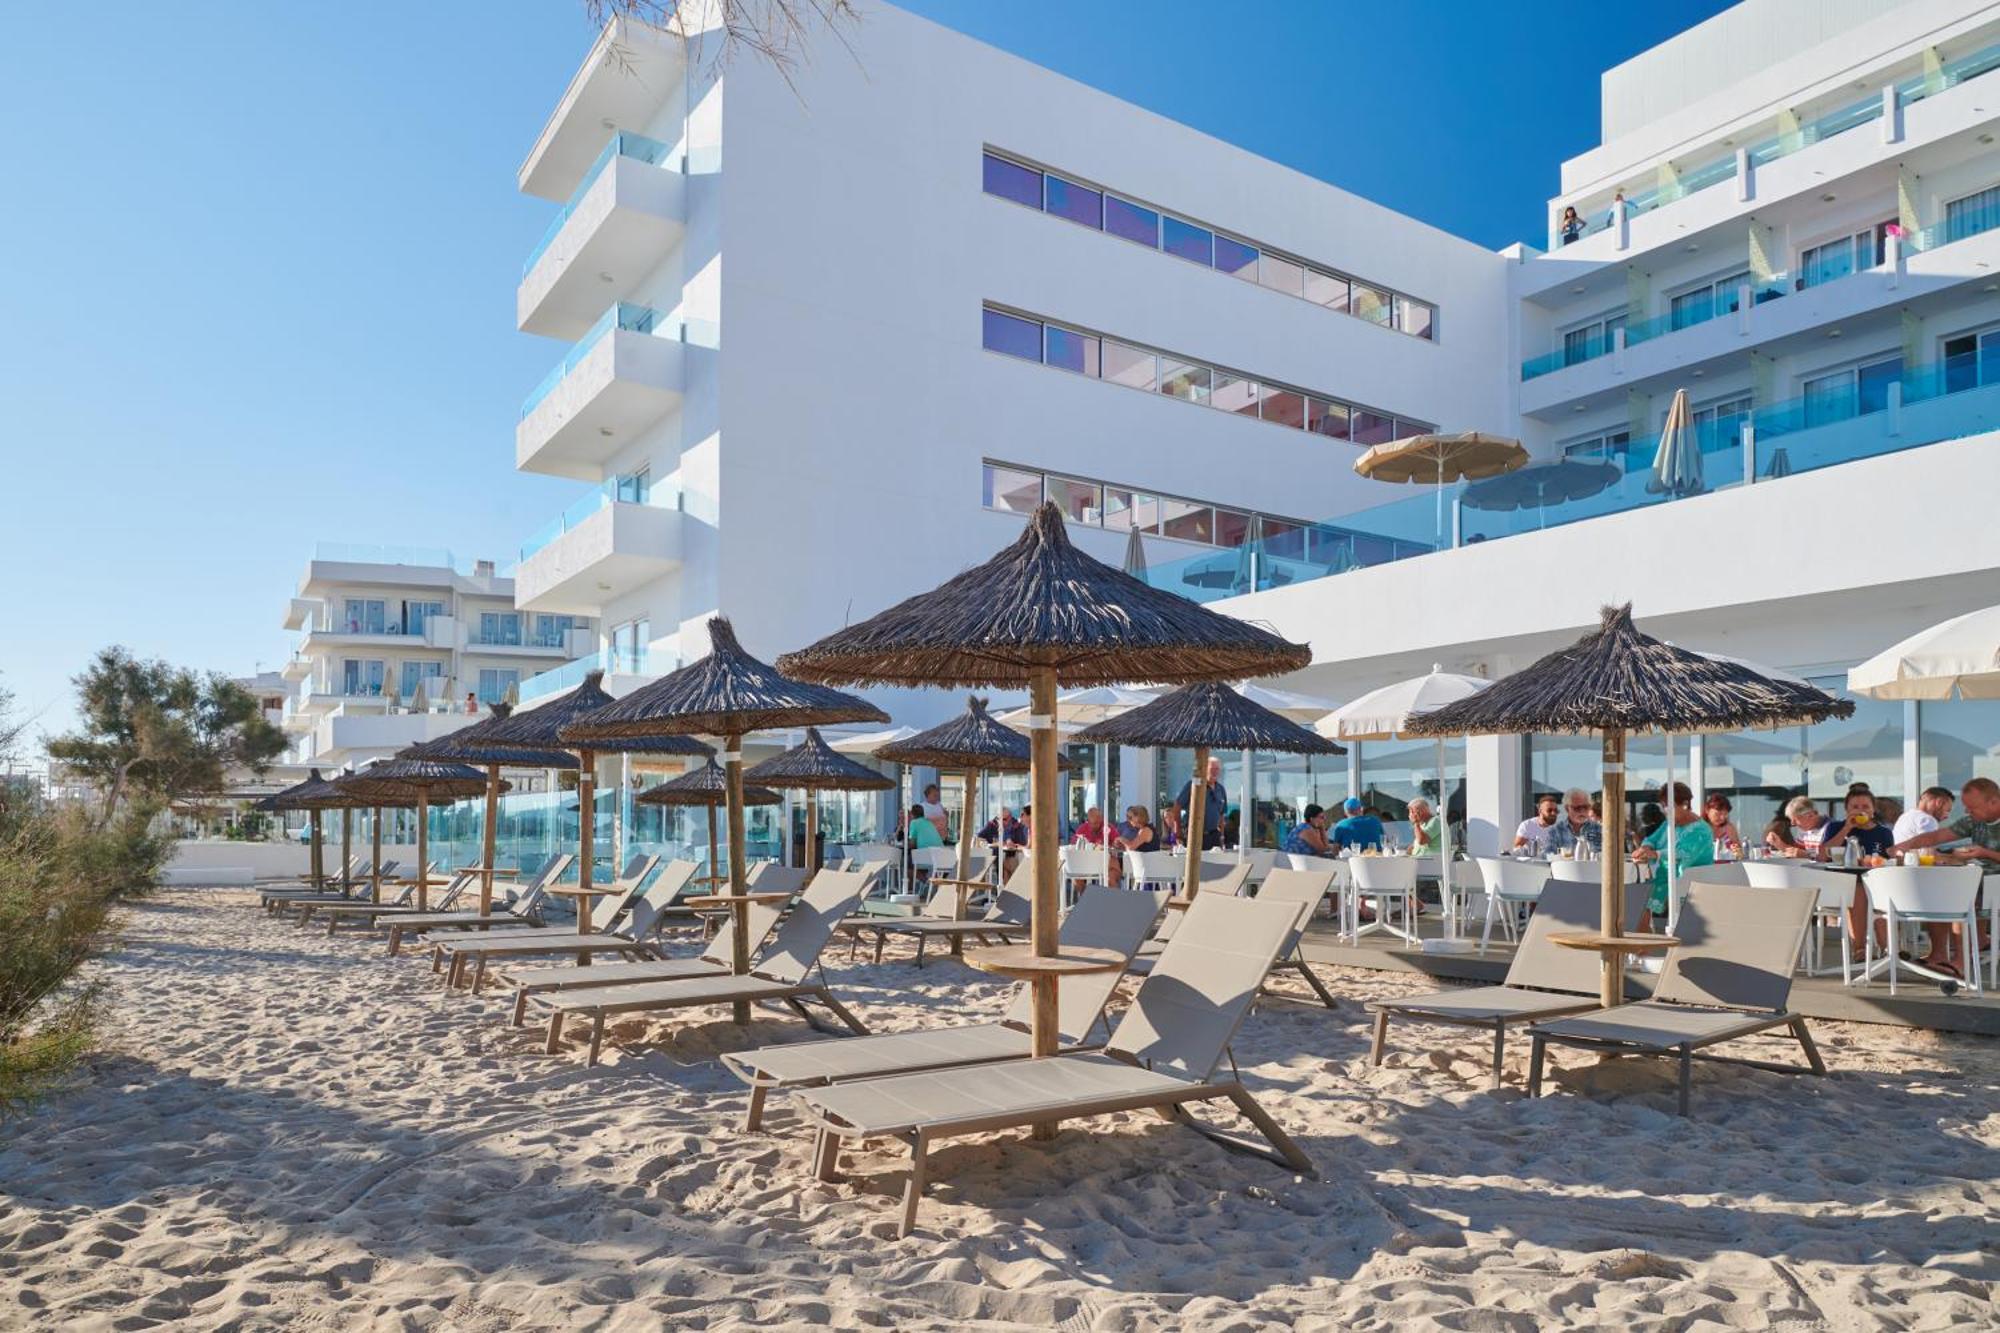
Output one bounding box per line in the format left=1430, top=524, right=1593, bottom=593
left=0, top=0, right=1732, bottom=750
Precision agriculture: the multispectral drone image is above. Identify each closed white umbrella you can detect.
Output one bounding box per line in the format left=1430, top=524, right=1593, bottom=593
left=1318, top=666, right=1491, bottom=951
left=1848, top=604, right=2000, bottom=700
left=1649, top=388, right=1704, bottom=497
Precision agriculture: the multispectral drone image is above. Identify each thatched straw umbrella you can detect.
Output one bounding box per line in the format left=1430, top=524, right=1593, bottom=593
left=744, top=728, right=894, bottom=875
left=291, top=768, right=375, bottom=900
left=258, top=769, right=339, bottom=892
left=326, top=763, right=419, bottom=903
left=1073, top=682, right=1343, bottom=896
left=1406, top=604, right=1852, bottom=1006
left=405, top=702, right=572, bottom=913
left=779, top=502, right=1309, bottom=1070
left=563, top=618, right=886, bottom=1019
left=876, top=695, right=1054, bottom=886
left=341, top=759, right=497, bottom=911
left=635, top=759, right=782, bottom=880
left=420, top=673, right=708, bottom=924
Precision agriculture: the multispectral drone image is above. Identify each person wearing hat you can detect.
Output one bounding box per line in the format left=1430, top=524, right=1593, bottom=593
left=1332, top=797, right=1385, bottom=852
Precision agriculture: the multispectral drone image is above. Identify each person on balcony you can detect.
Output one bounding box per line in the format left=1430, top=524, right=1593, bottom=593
left=1558, top=205, right=1584, bottom=246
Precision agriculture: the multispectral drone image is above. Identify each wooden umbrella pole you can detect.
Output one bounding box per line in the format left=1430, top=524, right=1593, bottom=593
left=576, top=748, right=596, bottom=935
left=1027, top=668, right=1061, bottom=1141
left=956, top=770, right=977, bottom=882
left=479, top=764, right=501, bottom=915
left=310, top=810, right=323, bottom=892
left=806, top=789, right=819, bottom=875
left=370, top=805, right=383, bottom=905
left=340, top=809, right=352, bottom=893
left=1184, top=744, right=1211, bottom=898
left=1600, top=729, right=1627, bottom=1009
left=725, top=731, right=751, bottom=1025
left=416, top=791, right=431, bottom=912
left=707, top=803, right=720, bottom=888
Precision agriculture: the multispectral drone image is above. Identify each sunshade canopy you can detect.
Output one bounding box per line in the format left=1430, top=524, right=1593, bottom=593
left=485, top=670, right=711, bottom=756
left=562, top=617, right=887, bottom=742
left=1353, top=431, right=1528, bottom=485
left=1405, top=605, right=1854, bottom=738
left=255, top=769, right=340, bottom=812
left=1318, top=667, right=1492, bottom=742
left=327, top=762, right=420, bottom=808
left=1847, top=603, right=2000, bottom=700
left=776, top=503, right=1310, bottom=689
left=875, top=695, right=1039, bottom=773
left=1461, top=459, right=1620, bottom=512
left=404, top=702, right=580, bottom=770
left=341, top=757, right=497, bottom=802
left=1071, top=681, right=1345, bottom=755
left=635, top=760, right=782, bottom=808
left=744, top=727, right=896, bottom=792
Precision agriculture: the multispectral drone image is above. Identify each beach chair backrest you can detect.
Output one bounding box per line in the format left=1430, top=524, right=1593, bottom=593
left=623, top=859, right=696, bottom=939
left=1108, top=894, right=1300, bottom=1082
left=1654, top=882, right=1816, bottom=1012
left=1002, top=887, right=1166, bottom=1041
left=509, top=854, right=575, bottom=918
left=982, top=859, right=1035, bottom=924
left=752, top=868, right=869, bottom=984
left=1501, top=878, right=1642, bottom=993
left=1198, top=860, right=1253, bottom=897
left=747, top=863, right=811, bottom=898
left=377, top=860, right=401, bottom=879
left=429, top=871, right=476, bottom=911
left=699, top=892, right=788, bottom=967
left=1250, top=868, right=1336, bottom=950
left=592, top=855, right=662, bottom=928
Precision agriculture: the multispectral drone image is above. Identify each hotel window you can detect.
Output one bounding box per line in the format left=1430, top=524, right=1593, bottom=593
left=614, top=469, right=651, bottom=504
left=1309, top=398, right=1349, bottom=440
left=1944, top=184, right=2000, bottom=244
left=398, top=660, right=442, bottom=699
left=343, top=598, right=387, bottom=635
left=1667, top=270, right=1750, bottom=330
left=1101, top=486, right=1158, bottom=532
left=341, top=659, right=386, bottom=696
left=1045, top=475, right=1102, bottom=524
left=980, top=150, right=1436, bottom=341
left=1352, top=409, right=1395, bottom=446
left=1798, top=222, right=1890, bottom=288
left=1213, top=369, right=1257, bottom=417
left=1802, top=355, right=1901, bottom=426
left=1159, top=498, right=1213, bottom=544
left=1563, top=428, right=1635, bottom=469
left=476, top=669, right=521, bottom=705
left=1560, top=310, right=1626, bottom=367
left=1101, top=339, right=1157, bottom=391
left=609, top=619, right=649, bottom=673
left=1158, top=358, right=1211, bottom=404
left=1044, top=324, right=1100, bottom=376
left=530, top=614, right=572, bottom=649
left=1941, top=325, right=2000, bottom=393
left=478, top=610, right=523, bottom=646
left=1259, top=384, right=1305, bottom=429
left=402, top=600, right=445, bottom=636
left=983, top=463, right=1043, bottom=513
left=1686, top=393, right=1752, bottom=442
left=982, top=308, right=1043, bottom=361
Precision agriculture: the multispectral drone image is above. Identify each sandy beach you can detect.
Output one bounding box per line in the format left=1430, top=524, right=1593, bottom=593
left=1, top=890, right=1995, bottom=1331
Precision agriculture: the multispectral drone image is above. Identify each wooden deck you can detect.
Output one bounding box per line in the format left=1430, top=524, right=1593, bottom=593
left=1298, top=917, right=2000, bottom=1038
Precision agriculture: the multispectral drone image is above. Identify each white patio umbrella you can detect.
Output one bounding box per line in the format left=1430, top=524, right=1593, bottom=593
left=1848, top=604, right=2000, bottom=700
left=1649, top=388, right=1704, bottom=497
left=1233, top=683, right=1339, bottom=862
left=998, top=686, right=1161, bottom=822
left=1317, top=666, right=1491, bottom=951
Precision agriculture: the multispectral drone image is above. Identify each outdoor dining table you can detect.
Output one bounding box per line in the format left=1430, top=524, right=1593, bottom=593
left=684, top=893, right=792, bottom=973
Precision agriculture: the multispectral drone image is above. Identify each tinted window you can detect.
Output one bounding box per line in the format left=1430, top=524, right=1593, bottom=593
left=1101, top=340, right=1157, bottom=391
left=1162, top=216, right=1212, bottom=266
left=1259, top=254, right=1304, bottom=297
left=982, top=309, right=1043, bottom=362
left=1350, top=282, right=1392, bottom=325
left=1308, top=398, right=1349, bottom=440
left=1352, top=409, right=1394, bottom=445
left=1214, top=235, right=1259, bottom=281
left=1212, top=370, right=1258, bottom=417
left=1260, top=385, right=1305, bottom=429
left=983, top=464, right=1042, bottom=513
left=1045, top=325, right=1100, bottom=376
left=982, top=153, right=1042, bottom=209
left=1104, top=195, right=1160, bottom=247
left=1044, top=175, right=1103, bottom=229
left=1158, top=359, right=1211, bottom=404
left=1395, top=295, right=1435, bottom=340
left=1045, top=475, right=1102, bottom=523
left=1305, top=269, right=1348, bottom=309
left=1214, top=509, right=1251, bottom=547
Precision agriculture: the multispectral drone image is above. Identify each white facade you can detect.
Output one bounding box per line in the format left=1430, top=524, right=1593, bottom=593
left=505, top=0, right=2000, bottom=848
left=278, top=548, right=592, bottom=769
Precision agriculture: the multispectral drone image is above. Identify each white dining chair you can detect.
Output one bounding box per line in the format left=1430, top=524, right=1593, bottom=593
left=1859, top=865, right=1984, bottom=994
left=1349, top=856, right=1419, bottom=945
left=1444, top=859, right=1485, bottom=938
left=1742, top=860, right=1855, bottom=979
left=1285, top=851, right=1345, bottom=923
left=1475, top=857, right=1550, bottom=955
left=1123, top=848, right=1172, bottom=892
left=1059, top=844, right=1107, bottom=908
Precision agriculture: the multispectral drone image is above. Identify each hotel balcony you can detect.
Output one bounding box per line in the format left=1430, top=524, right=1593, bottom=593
left=519, top=646, right=673, bottom=704
left=298, top=614, right=459, bottom=654
left=513, top=484, right=683, bottom=616
left=519, top=133, right=687, bottom=341
left=516, top=304, right=695, bottom=481
left=519, top=18, right=686, bottom=203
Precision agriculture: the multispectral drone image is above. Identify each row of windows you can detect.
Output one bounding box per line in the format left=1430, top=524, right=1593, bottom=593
left=981, top=306, right=1434, bottom=445
left=983, top=461, right=1308, bottom=551
left=982, top=152, right=1437, bottom=341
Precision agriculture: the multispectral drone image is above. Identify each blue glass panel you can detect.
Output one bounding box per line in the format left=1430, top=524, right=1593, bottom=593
left=982, top=153, right=1042, bottom=208
left=1044, top=326, right=1099, bottom=376
left=982, top=309, right=1043, bottom=362
left=1044, top=175, right=1103, bottom=228
left=1104, top=194, right=1159, bottom=247
left=1214, top=235, right=1259, bottom=280
left=1162, top=216, right=1212, bottom=265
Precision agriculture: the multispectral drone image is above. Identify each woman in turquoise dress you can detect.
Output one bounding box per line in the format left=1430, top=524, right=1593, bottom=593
left=1631, top=781, right=1714, bottom=921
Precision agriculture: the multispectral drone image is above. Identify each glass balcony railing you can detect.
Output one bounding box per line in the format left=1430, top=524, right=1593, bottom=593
left=517, top=478, right=682, bottom=563
left=522, top=132, right=680, bottom=278
left=1145, top=361, right=2000, bottom=605
left=519, top=303, right=690, bottom=421
left=519, top=646, right=668, bottom=702
left=1554, top=37, right=2000, bottom=248
left=311, top=542, right=516, bottom=578
left=1911, top=190, right=2000, bottom=253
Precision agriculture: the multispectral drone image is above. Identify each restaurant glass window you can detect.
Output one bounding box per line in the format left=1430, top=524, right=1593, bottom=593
left=981, top=153, right=1043, bottom=209
left=1104, top=194, right=1159, bottom=246
left=1920, top=698, right=2000, bottom=793
left=1700, top=725, right=1809, bottom=847
left=1258, top=253, right=1304, bottom=297
left=1259, top=384, right=1305, bottom=429
left=982, top=308, right=1043, bottom=361
left=1044, top=174, right=1103, bottom=229
left=1158, top=499, right=1213, bottom=545
left=1941, top=326, right=2000, bottom=394
left=1044, top=475, right=1102, bottom=524
left=1044, top=324, right=1100, bottom=376
left=1799, top=675, right=1903, bottom=808
left=1212, top=370, right=1258, bottom=418
left=1162, top=215, right=1213, bottom=266
left=1349, top=282, right=1392, bottom=326
left=982, top=463, right=1043, bottom=514
left=1100, top=340, right=1157, bottom=391
left=1158, top=358, right=1211, bottom=404
left=1214, top=234, right=1259, bottom=281
left=1357, top=739, right=1466, bottom=827
left=1305, top=268, right=1348, bottom=309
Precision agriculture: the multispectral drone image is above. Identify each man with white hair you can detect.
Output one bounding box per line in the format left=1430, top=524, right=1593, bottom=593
left=1406, top=797, right=1443, bottom=855
left=1546, top=788, right=1603, bottom=856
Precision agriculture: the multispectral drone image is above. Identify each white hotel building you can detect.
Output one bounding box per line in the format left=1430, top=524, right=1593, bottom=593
left=498, top=0, right=2000, bottom=852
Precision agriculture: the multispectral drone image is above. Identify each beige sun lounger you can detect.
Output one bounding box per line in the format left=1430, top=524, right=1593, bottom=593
left=423, top=854, right=667, bottom=964
left=1241, top=868, right=1339, bottom=1009
left=1127, top=861, right=1254, bottom=967
left=793, top=892, right=1312, bottom=1236
left=434, top=859, right=693, bottom=992
left=1366, top=878, right=1647, bottom=1089
left=385, top=855, right=573, bottom=955
left=1526, top=882, right=1826, bottom=1115
left=260, top=858, right=400, bottom=909
left=722, top=885, right=1165, bottom=1130
left=310, top=870, right=476, bottom=932
left=842, top=862, right=1035, bottom=966
left=533, top=868, right=874, bottom=1066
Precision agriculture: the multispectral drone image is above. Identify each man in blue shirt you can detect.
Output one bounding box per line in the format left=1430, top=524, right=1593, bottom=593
left=1332, top=797, right=1385, bottom=851
left=1172, top=756, right=1228, bottom=851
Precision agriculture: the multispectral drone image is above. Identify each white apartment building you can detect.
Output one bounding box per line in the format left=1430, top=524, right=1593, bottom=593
left=278, top=546, right=592, bottom=769
left=505, top=0, right=2000, bottom=848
